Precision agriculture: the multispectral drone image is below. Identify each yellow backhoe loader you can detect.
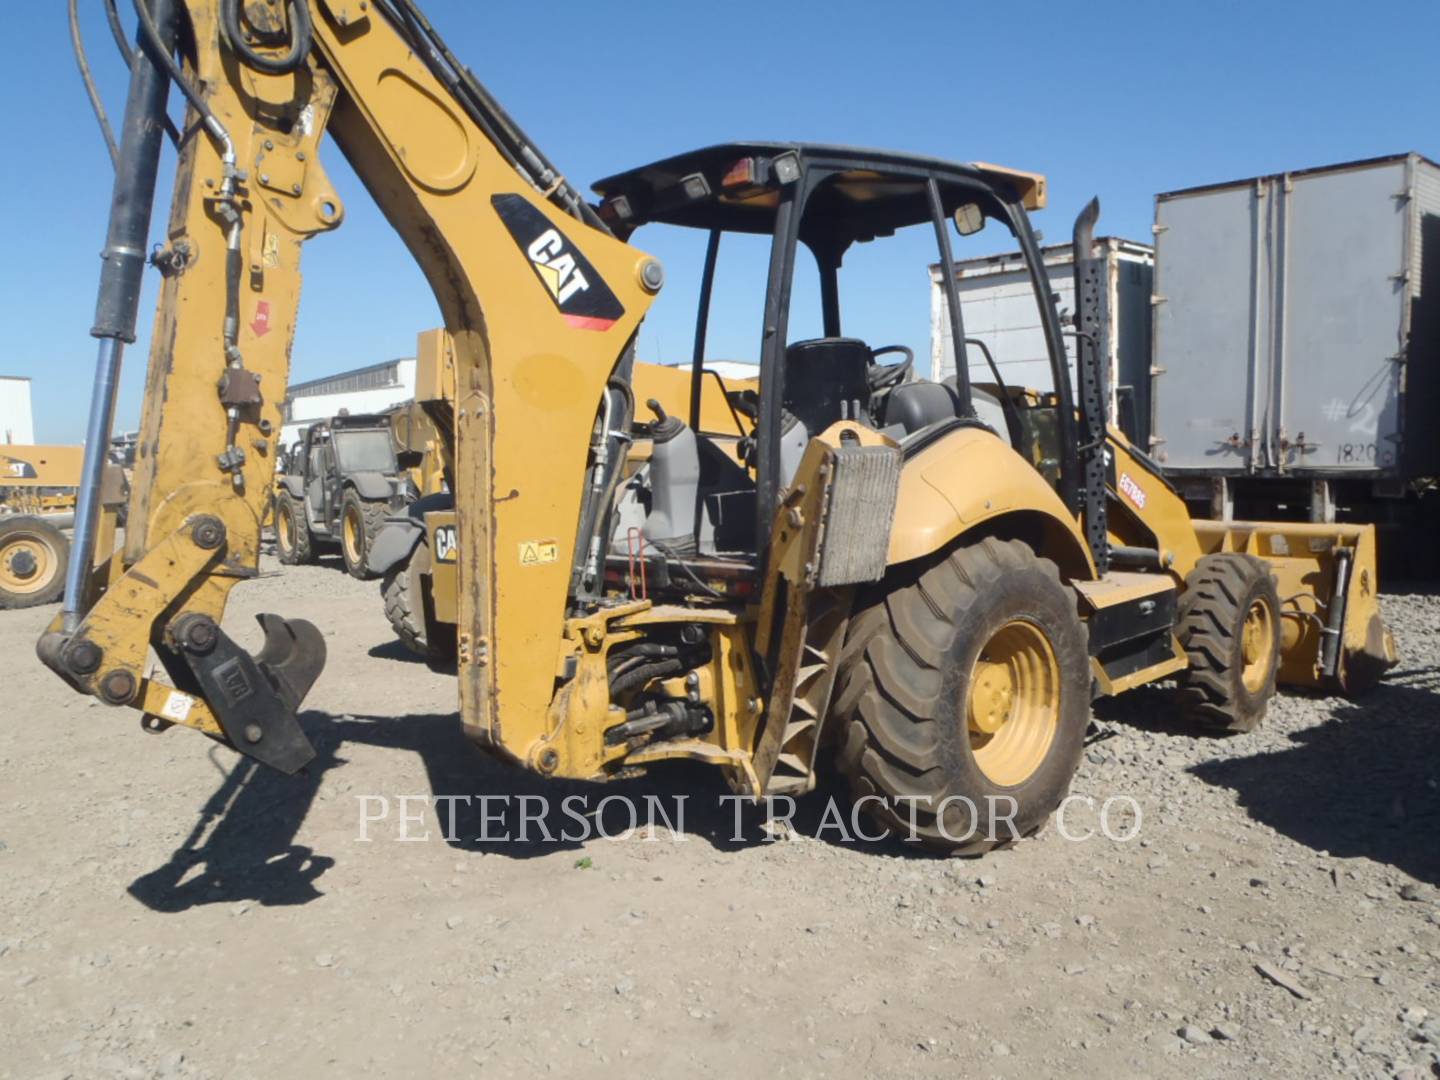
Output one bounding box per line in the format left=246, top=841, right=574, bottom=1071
left=44, top=0, right=1395, bottom=851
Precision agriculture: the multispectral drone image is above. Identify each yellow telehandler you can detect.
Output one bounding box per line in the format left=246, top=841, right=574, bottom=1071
left=43, top=0, right=1394, bottom=851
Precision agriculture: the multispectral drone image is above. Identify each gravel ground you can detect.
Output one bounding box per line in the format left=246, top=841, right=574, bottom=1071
left=0, top=556, right=1436, bottom=1079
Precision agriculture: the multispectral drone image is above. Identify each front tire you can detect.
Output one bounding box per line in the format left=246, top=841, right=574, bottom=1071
left=339, top=490, right=387, bottom=580
left=1174, top=553, right=1281, bottom=734
left=0, top=517, right=69, bottom=609
left=831, top=537, right=1090, bottom=854
left=275, top=493, right=314, bottom=565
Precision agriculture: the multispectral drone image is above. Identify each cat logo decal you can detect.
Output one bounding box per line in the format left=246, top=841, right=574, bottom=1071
left=493, top=194, right=624, bottom=331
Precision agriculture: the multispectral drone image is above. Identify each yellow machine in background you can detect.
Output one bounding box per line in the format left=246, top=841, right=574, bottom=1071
left=1, top=445, right=84, bottom=516
left=1, top=443, right=127, bottom=610
left=43, top=0, right=1394, bottom=854
left=372, top=331, right=751, bottom=659
left=384, top=399, right=447, bottom=499
left=1, top=445, right=83, bottom=609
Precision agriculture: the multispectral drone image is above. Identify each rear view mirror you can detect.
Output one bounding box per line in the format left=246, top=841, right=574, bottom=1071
left=395, top=450, right=424, bottom=470
left=953, top=203, right=985, bottom=236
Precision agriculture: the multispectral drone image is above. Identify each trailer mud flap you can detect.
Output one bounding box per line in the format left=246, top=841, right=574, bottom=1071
left=171, top=613, right=327, bottom=774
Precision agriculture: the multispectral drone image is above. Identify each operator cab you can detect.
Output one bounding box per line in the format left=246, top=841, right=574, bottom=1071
left=589, top=143, right=1077, bottom=599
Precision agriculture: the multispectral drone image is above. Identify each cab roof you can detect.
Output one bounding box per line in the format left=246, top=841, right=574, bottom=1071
left=591, top=142, right=1046, bottom=239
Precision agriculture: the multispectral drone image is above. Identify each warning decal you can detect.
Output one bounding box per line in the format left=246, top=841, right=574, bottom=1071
left=519, top=540, right=560, bottom=566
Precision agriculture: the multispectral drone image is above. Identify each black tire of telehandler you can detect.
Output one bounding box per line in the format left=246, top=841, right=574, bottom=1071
left=339, top=490, right=388, bottom=580
left=831, top=537, right=1091, bottom=854
left=0, top=516, right=69, bottom=609
left=1174, top=553, right=1282, bottom=735
left=275, top=493, right=314, bottom=565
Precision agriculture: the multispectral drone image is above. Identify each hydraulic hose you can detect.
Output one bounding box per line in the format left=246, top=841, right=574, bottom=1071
left=219, top=0, right=312, bottom=75
left=375, top=0, right=609, bottom=233
left=100, top=0, right=183, bottom=148
left=104, top=0, right=135, bottom=66
left=609, top=659, right=687, bottom=699
left=69, top=0, right=120, bottom=167
left=130, top=0, right=235, bottom=166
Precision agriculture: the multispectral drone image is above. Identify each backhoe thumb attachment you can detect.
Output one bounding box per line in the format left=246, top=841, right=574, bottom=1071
left=172, top=612, right=327, bottom=774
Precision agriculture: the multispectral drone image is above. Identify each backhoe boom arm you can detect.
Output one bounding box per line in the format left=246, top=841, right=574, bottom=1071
left=42, top=0, right=660, bottom=767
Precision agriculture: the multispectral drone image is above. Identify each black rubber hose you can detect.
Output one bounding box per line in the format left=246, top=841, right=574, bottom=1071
left=69, top=0, right=120, bottom=167
left=377, top=0, right=609, bottom=233
left=219, top=0, right=312, bottom=75
left=607, top=644, right=679, bottom=670
left=609, top=658, right=686, bottom=699
left=104, top=0, right=135, bottom=66
left=130, top=0, right=216, bottom=123
left=646, top=538, right=725, bottom=599
left=104, top=0, right=183, bottom=146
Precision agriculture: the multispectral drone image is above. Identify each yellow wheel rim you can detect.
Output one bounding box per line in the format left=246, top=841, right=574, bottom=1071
left=278, top=505, right=293, bottom=551
left=968, top=619, right=1061, bottom=787
left=342, top=505, right=362, bottom=564
left=1240, top=598, right=1275, bottom=693
left=0, top=532, right=58, bottom=596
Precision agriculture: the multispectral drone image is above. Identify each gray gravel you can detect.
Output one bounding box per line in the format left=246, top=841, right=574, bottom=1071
left=0, top=564, right=1436, bottom=1078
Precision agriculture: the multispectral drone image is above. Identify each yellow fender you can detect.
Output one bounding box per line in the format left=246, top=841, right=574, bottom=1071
left=886, top=427, right=1095, bottom=582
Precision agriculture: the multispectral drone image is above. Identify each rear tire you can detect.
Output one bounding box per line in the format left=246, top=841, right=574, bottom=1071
left=1174, top=553, right=1281, bottom=734
left=831, top=537, right=1090, bottom=854
left=340, top=490, right=388, bottom=580
left=0, top=516, right=69, bottom=609
left=275, top=493, right=314, bottom=565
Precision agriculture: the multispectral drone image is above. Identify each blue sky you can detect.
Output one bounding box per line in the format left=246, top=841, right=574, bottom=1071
left=2, top=0, right=1436, bottom=442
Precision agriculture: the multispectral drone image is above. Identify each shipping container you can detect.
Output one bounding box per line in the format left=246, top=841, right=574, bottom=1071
left=1150, top=153, right=1440, bottom=511
left=929, top=238, right=1154, bottom=446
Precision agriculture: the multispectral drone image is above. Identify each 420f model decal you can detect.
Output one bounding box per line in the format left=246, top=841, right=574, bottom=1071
left=492, top=194, right=624, bottom=331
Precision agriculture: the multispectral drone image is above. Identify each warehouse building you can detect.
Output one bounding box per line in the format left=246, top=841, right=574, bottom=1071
left=1, top=376, right=35, bottom=445
left=280, top=357, right=416, bottom=447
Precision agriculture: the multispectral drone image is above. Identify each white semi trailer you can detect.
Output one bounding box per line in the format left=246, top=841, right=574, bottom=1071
left=929, top=238, right=1154, bottom=448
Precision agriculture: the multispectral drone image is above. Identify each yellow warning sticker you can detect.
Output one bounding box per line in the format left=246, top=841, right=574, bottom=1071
left=519, top=540, right=559, bottom=566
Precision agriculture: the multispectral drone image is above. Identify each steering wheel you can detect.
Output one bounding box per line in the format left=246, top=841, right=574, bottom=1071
left=868, top=344, right=914, bottom=391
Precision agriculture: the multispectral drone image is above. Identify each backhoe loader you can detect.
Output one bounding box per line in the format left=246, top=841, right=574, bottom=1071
left=45, top=0, right=1395, bottom=852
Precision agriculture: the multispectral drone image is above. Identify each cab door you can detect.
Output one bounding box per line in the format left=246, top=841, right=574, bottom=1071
left=305, top=431, right=332, bottom=530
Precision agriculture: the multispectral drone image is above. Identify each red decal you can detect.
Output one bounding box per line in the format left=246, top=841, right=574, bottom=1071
left=562, top=313, right=616, bottom=332
left=250, top=300, right=271, bottom=337
left=1118, top=472, right=1147, bottom=510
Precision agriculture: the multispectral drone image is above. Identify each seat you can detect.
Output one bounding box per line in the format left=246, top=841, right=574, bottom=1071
left=782, top=337, right=873, bottom=436
left=881, top=380, right=963, bottom=434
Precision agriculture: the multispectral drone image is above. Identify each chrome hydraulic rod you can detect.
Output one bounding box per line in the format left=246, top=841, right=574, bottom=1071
left=63, top=337, right=125, bottom=630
